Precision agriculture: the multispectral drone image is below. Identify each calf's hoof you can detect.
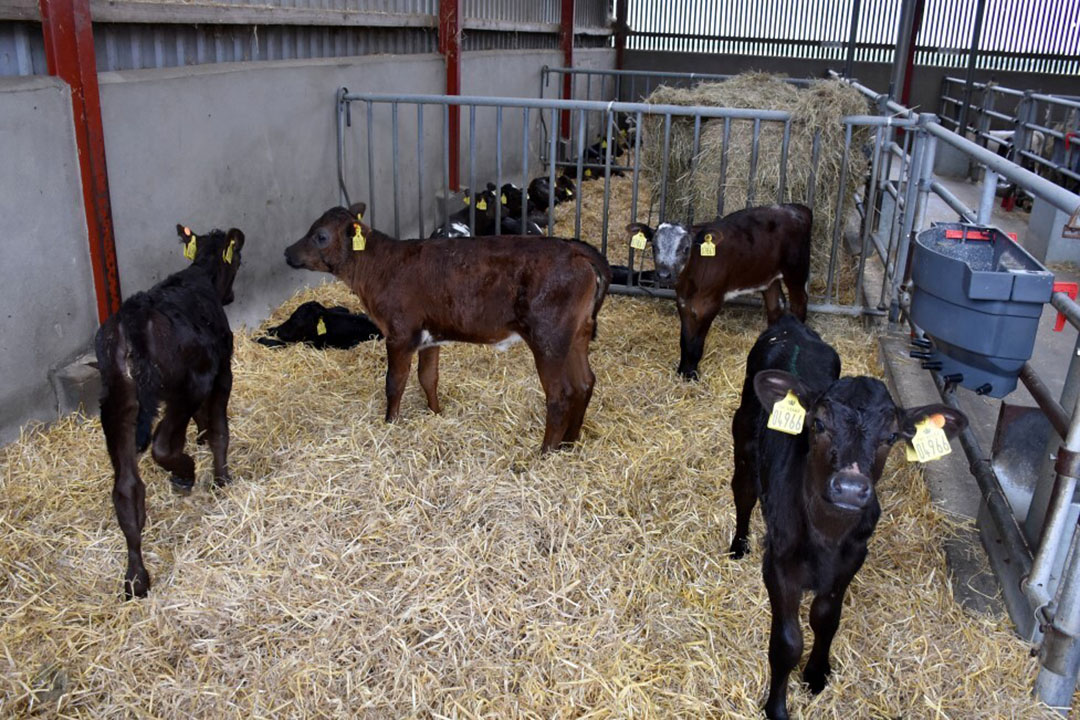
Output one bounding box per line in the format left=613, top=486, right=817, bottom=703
left=213, top=473, right=233, bottom=489
left=169, top=475, right=195, bottom=495
left=728, top=536, right=750, bottom=559
left=677, top=367, right=699, bottom=381
left=803, top=663, right=831, bottom=694
left=123, top=569, right=150, bottom=600
left=763, top=700, right=789, bottom=720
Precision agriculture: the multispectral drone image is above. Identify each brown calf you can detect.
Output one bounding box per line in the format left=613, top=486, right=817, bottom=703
left=284, top=202, right=611, bottom=452
left=96, top=225, right=244, bottom=599
left=627, top=203, right=812, bottom=380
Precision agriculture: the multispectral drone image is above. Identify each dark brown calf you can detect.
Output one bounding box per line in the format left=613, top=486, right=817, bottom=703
left=95, top=225, right=244, bottom=599
left=627, top=203, right=812, bottom=379
left=284, top=203, right=611, bottom=452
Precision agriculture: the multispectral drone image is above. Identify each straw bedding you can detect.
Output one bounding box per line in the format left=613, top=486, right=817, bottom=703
left=0, top=278, right=1061, bottom=717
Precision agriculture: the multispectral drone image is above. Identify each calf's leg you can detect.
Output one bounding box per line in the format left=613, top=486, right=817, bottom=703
left=783, top=272, right=809, bottom=322
left=102, top=380, right=151, bottom=599
left=762, top=280, right=785, bottom=325
left=803, top=558, right=863, bottom=693
left=205, top=366, right=233, bottom=487
left=561, top=346, right=595, bottom=445
left=384, top=341, right=414, bottom=422
left=417, top=347, right=441, bottom=414
left=533, top=353, right=573, bottom=453
left=677, top=301, right=719, bottom=380
left=763, top=558, right=803, bottom=720
left=151, top=399, right=198, bottom=493
left=728, top=405, right=758, bottom=558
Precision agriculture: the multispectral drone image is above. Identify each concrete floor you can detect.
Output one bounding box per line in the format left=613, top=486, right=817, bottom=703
left=877, top=170, right=1080, bottom=623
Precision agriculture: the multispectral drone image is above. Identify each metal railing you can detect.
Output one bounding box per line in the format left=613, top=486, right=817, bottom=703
left=336, top=87, right=905, bottom=317
left=939, top=76, right=1080, bottom=190
left=840, top=72, right=1080, bottom=713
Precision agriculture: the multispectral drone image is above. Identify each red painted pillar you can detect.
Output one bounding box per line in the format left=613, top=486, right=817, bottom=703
left=439, top=0, right=462, bottom=191
left=560, top=0, right=575, bottom=140
left=39, top=0, right=122, bottom=323
left=614, top=0, right=628, bottom=71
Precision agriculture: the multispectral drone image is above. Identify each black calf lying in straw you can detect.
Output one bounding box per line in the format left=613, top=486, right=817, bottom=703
left=729, top=315, right=966, bottom=719
left=257, top=301, right=383, bottom=349
left=95, top=225, right=244, bottom=599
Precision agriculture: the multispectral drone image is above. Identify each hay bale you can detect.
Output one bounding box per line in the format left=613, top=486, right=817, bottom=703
left=640, top=74, right=871, bottom=298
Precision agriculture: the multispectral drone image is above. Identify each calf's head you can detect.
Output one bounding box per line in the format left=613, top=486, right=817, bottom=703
left=754, top=370, right=967, bottom=513
left=625, top=221, right=694, bottom=285
left=285, top=202, right=368, bottom=274
left=176, top=225, right=245, bottom=304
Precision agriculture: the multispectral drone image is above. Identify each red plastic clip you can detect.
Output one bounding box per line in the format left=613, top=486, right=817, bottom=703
left=1054, top=281, right=1078, bottom=332
left=1066, top=131, right=1079, bottom=152
left=944, top=229, right=1017, bottom=242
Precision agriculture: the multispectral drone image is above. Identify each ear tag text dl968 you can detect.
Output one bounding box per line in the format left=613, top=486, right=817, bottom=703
left=908, top=414, right=950, bottom=462
left=630, top=231, right=647, bottom=250
left=767, top=390, right=805, bottom=435
left=352, top=223, right=366, bottom=251
left=700, top=233, right=717, bottom=257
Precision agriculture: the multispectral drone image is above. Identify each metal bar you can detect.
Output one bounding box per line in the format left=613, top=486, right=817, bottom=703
left=929, top=180, right=978, bottom=222
left=686, top=114, right=702, bottom=226
left=601, top=110, right=614, bottom=255
left=614, top=0, right=628, bottom=70
left=612, top=284, right=885, bottom=317
left=40, top=0, right=121, bottom=322
left=521, top=107, right=529, bottom=232
left=559, top=0, right=574, bottom=140
left=575, top=107, right=585, bottom=239
left=825, top=123, right=852, bottom=303
left=717, top=117, right=730, bottom=217
left=468, top=104, right=476, bottom=233
left=956, top=0, right=987, bottom=138
left=366, top=101, right=375, bottom=229
left=495, top=105, right=502, bottom=232
left=1035, top=523, right=1080, bottom=709
left=438, top=0, right=462, bottom=190
left=889, top=117, right=927, bottom=319
left=391, top=102, right=400, bottom=239
left=844, top=0, right=861, bottom=78
left=659, top=112, right=672, bottom=219
left=778, top=119, right=790, bottom=203
left=1020, top=364, right=1070, bottom=439
left=336, top=86, right=350, bottom=207
left=747, top=118, right=760, bottom=208
left=976, top=168, right=997, bottom=225
left=417, top=103, right=424, bottom=239
left=855, top=125, right=884, bottom=306
left=628, top=109, right=642, bottom=272
left=442, top=103, right=450, bottom=232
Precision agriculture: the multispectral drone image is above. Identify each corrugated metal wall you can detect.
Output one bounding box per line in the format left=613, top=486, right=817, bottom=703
left=0, top=0, right=612, bottom=76
left=626, top=0, right=1080, bottom=75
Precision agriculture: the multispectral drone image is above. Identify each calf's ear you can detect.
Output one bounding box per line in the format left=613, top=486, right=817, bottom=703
left=899, top=404, right=968, bottom=440
left=176, top=224, right=193, bottom=243
left=226, top=228, right=245, bottom=250
left=348, top=202, right=367, bottom=220
left=625, top=222, right=654, bottom=240
left=753, top=370, right=814, bottom=412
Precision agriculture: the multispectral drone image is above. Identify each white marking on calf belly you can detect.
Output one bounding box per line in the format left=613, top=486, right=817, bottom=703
left=724, top=273, right=783, bottom=301
left=492, top=332, right=523, bottom=352
left=418, top=330, right=452, bottom=350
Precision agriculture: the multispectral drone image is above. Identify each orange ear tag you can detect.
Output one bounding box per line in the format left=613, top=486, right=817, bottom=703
left=630, top=231, right=647, bottom=250
left=352, top=223, right=366, bottom=251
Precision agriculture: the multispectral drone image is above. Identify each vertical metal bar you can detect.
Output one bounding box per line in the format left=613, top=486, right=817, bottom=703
left=442, top=103, right=450, bottom=232
left=366, top=100, right=375, bottom=229
left=615, top=0, right=628, bottom=69
left=521, top=107, right=530, bottom=231
left=560, top=0, right=575, bottom=140
left=416, top=104, right=425, bottom=238
left=659, top=113, right=672, bottom=220
left=391, top=102, right=401, bottom=239
left=747, top=117, right=761, bottom=208
left=855, top=124, right=884, bottom=306
left=825, top=123, right=853, bottom=303
left=806, top=129, right=822, bottom=209
left=438, top=0, right=462, bottom=190
left=844, top=0, right=862, bottom=78
left=601, top=110, right=614, bottom=256
left=957, top=0, right=987, bottom=139
left=717, top=117, right=730, bottom=217
left=687, top=114, right=702, bottom=227
left=575, top=108, right=586, bottom=239
left=548, top=106, right=558, bottom=236
left=778, top=119, right=791, bottom=203
left=336, top=88, right=350, bottom=207
left=629, top=109, right=643, bottom=273
left=879, top=129, right=912, bottom=309
left=888, top=117, right=928, bottom=320
left=976, top=168, right=998, bottom=225
left=495, top=105, right=503, bottom=232
left=39, top=0, right=122, bottom=321
left=468, top=104, right=476, bottom=233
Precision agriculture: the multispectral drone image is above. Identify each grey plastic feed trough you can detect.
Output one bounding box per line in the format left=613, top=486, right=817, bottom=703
left=909, top=222, right=1054, bottom=398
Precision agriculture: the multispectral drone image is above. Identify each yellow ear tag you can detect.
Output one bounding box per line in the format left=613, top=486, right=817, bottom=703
left=463, top=195, right=471, bottom=205
left=620, top=128, right=628, bottom=138
left=476, top=198, right=488, bottom=211
left=584, top=169, right=592, bottom=178
left=316, top=317, right=327, bottom=336
left=910, top=414, right=951, bottom=462
left=501, top=193, right=508, bottom=205
left=183, top=235, right=197, bottom=260
left=352, top=223, right=366, bottom=251
left=223, top=239, right=235, bottom=264
left=767, top=390, right=806, bottom=435
left=630, top=231, right=647, bottom=250
left=700, top=233, right=717, bottom=257
left=601, top=140, right=607, bottom=149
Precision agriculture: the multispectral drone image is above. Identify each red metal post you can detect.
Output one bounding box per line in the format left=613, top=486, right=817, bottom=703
left=39, top=0, right=122, bottom=323
left=560, top=0, right=575, bottom=140
left=439, top=0, right=462, bottom=191
left=614, top=0, right=628, bottom=70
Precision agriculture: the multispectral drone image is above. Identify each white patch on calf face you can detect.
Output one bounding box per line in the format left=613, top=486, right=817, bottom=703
left=652, top=223, right=691, bottom=280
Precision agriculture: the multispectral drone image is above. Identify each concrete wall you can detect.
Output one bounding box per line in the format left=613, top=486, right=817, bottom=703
left=0, top=77, right=99, bottom=444
left=622, top=51, right=1080, bottom=114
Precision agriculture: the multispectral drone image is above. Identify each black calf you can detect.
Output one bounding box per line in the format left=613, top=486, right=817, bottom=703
left=729, top=315, right=966, bottom=719
left=95, top=225, right=245, bottom=599
left=257, top=301, right=383, bottom=349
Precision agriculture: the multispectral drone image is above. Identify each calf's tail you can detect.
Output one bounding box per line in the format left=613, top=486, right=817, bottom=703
left=585, top=251, right=613, bottom=341
left=96, top=294, right=161, bottom=453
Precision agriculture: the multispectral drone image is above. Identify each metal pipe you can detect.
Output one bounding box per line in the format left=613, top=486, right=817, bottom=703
left=366, top=101, right=375, bottom=228
left=843, top=0, right=862, bottom=79
left=855, top=124, right=884, bottom=307
left=825, top=123, right=853, bottom=303
left=336, top=87, right=350, bottom=207
left=747, top=118, right=761, bottom=208
left=717, top=117, right=731, bottom=217
left=495, top=105, right=503, bottom=232
left=416, top=104, right=424, bottom=239
left=929, top=180, right=977, bottom=222
left=1035, top=524, right=1080, bottom=710
left=956, top=0, right=987, bottom=138
left=976, top=167, right=998, bottom=225
left=391, top=102, right=400, bottom=239
left=1020, top=363, right=1070, bottom=440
